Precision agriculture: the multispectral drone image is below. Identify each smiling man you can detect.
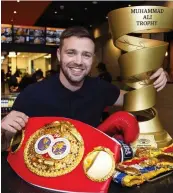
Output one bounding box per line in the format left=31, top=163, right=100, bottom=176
left=58, top=33, right=95, bottom=90
left=1, top=26, right=167, bottom=150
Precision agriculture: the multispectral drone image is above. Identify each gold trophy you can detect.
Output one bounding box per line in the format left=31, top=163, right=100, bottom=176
left=108, top=6, right=173, bottom=149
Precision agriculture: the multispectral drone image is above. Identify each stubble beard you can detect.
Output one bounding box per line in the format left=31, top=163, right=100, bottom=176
left=60, top=62, right=87, bottom=84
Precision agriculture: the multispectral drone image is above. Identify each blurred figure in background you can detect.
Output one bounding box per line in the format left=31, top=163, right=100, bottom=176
left=1, top=69, right=5, bottom=94
left=35, top=69, right=44, bottom=82
left=46, top=69, right=57, bottom=79
left=97, top=62, right=113, bottom=121
left=8, top=70, right=22, bottom=93
left=6, top=67, right=12, bottom=93
left=97, top=62, right=112, bottom=83
left=6, top=66, right=12, bottom=81
left=18, top=73, right=35, bottom=92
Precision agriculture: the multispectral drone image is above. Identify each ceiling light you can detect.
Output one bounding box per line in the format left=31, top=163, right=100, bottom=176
left=14, top=11, right=17, bottom=14
left=44, top=54, right=51, bottom=59
left=128, top=5, right=131, bottom=7
left=54, top=11, right=57, bottom=14
left=71, top=18, right=73, bottom=21
left=92, top=1, right=98, bottom=4
left=60, top=5, right=64, bottom=10
left=8, top=52, right=16, bottom=57
left=17, top=0, right=20, bottom=2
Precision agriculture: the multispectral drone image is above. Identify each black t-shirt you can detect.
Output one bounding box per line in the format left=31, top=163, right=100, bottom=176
left=12, top=74, right=120, bottom=127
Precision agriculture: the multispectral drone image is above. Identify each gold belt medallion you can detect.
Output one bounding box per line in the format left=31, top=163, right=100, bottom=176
left=83, top=146, right=115, bottom=182
left=24, top=121, right=84, bottom=177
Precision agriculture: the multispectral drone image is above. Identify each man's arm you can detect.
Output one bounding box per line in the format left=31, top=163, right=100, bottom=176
left=113, top=90, right=127, bottom=107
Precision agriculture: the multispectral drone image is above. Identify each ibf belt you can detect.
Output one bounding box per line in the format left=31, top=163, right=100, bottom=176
left=8, top=117, right=119, bottom=193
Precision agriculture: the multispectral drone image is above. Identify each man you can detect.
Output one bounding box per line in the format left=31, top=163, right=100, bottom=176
left=1, top=26, right=167, bottom=150
left=35, top=69, right=44, bottom=82
left=97, top=62, right=112, bottom=83
left=97, top=62, right=113, bottom=121
left=8, top=70, right=22, bottom=93
left=1, top=69, right=5, bottom=94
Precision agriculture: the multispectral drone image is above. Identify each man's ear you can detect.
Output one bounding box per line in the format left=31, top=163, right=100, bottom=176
left=57, top=48, right=60, bottom=62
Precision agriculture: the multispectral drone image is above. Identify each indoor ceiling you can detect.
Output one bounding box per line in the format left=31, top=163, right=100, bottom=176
left=35, top=1, right=143, bottom=29
left=14, top=52, right=47, bottom=59
left=1, top=51, right=48, bottom=59
left=2, top=1, right=171, bottom=30
left=1, top=1, right=52, bottom=26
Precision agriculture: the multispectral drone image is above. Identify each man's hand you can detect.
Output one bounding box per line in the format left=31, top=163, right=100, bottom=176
left=1, top=111, right=28, bottom=134
left=150, top=68, right=167, bottom=92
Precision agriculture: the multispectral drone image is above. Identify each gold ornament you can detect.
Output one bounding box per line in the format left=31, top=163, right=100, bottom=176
left=108, top=6, right=173, bottom=149
left=24, top=121, right=84, bottom=177
left=10, top=130, right=25, bottom=153
left=83, top=146, right=115, bottom=182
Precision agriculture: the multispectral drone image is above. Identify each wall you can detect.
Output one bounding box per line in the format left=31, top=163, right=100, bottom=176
left=102, top=39, right=121, bottom=80
left=33, top=57, right=47, bottom=76
left=170, top=40, right=173, bottom=81
left=155, top=84, right=173, bottom=137
left=11, top=57, right=28, bottom=75
left=92, top=22, right=121, bottom=80
left=90, top=38, right=103, bottom=77
left=1, top=58, right=8, bottom=73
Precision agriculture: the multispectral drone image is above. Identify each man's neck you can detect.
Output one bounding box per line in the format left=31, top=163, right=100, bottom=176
left=59, top=71, right=84, bottom=92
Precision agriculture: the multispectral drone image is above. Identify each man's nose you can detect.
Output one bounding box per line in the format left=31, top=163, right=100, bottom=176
left=75, top=54, right=83, bottom=64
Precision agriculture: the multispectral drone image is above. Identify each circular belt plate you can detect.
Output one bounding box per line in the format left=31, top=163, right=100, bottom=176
left=24, top=121, right=84, bottom=177
left=83, top=146, right=115, bottom=182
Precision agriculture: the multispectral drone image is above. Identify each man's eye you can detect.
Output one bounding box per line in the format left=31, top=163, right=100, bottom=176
left=67, top=52, right=75, bottom=56
left=83, top=54, right=92, bottom=59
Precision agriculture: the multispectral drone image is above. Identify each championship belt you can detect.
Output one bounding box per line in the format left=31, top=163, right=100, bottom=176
left=8, top=117, right=125, bottom=193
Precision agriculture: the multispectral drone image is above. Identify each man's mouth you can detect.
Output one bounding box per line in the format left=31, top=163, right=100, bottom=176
left=69, top=67, right=84, bottom=75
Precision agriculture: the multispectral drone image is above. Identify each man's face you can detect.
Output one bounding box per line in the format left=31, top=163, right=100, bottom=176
left=57, top=36, right=95, bottom=83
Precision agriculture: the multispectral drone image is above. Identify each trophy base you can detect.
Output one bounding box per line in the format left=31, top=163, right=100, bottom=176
left=131, top=108, right=173, bottom=151
left=131, top=130, right=173, bottom=151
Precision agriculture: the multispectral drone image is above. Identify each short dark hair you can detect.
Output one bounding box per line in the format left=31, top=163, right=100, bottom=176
left=14, top=70, right=22, bottom=77
left=35, top=69, right=43, bottom=79
left=97, top=62, right=107, bottom=72
left=60, top=26, right=95, bottom=50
